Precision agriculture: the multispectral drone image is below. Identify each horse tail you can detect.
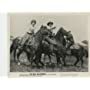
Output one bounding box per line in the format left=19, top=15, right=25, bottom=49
left=79, top=45, right=88, bottom=58
left=84, top=49, right=88, bottom=58
left=10, top=42, right=14, bottom=54
left=10, top=37, right=20, bottom=54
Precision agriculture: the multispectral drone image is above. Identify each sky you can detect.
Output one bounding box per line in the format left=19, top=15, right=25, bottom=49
left=10, top=13, right=88, bottom=43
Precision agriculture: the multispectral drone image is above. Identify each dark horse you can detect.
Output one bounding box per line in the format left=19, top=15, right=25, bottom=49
left=36, top=27, right=75, bottom=66
left=10, top=36, right=32, bottom=63
left=53, top=27, right=74, bottom=66
left=12, top=25, right=52, bottom=66
left=10, top=37, right=21, bottom=62
left=69, top=44, right=88, bottom=67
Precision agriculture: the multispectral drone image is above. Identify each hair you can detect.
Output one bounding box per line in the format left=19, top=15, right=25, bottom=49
left=47, top=21, right=53, bottom=26
left=31, top=20, right=36, bottom=24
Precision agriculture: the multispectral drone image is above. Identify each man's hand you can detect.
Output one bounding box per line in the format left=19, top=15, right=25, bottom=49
left=51, top=26, right=56, bottom=30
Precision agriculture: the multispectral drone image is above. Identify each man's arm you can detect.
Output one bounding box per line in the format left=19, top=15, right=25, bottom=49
left=51, top=26, right=56, bottom=30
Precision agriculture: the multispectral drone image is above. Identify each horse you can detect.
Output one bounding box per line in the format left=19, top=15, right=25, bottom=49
left=53, top=27, right=68, bottom=66
left=32, top=27, right=65, bottom=66
left=10, top=36, right=32, bottom=64
left=53, top=27, right=74, bottom=66
left=10, top=37, right=21, bottom=62
left=36, top=27, right=74, bottom=66
left=69, top=43, right=88, bottom=67
left=15, top=25, right=52, bottom=66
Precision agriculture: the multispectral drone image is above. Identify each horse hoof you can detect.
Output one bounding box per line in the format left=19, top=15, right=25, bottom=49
left=17, top=62, right=21, bottom=65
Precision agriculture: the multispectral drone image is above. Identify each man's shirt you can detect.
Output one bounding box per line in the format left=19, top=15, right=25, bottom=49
left=47, top=26, right=56, bottom=33
left=27, top=25, right=36, bottom=34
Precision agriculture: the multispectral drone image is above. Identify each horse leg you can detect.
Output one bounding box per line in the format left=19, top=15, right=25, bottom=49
left=80, top=57, right=84, bottom=68
left=10, top=43, right=14, bottom=54
left=74, top=56, right=79, bottom=66
left=29, top=51, right=36, bottom=66
left=56, top=56, right=60, bottom=66
left=42, top=54, right=47, bottom=66
left=16, top=49, right=23, bottom=65
left=38, top=53, right=44, bottom=67
left=25, top=50, right=31, bottom=63
left=23, top=51, right=31, bottom=66
left=32, top=55, right=40, bottom=68
left=13, top=48, right=17, bottom=63
left=56, top=54, right=62, bottom=66
left=27, top=53, right=31, bottom=63
left=48, top=54, right=52, bottom=65
left=43, top=54, right=46, bottom=60
left=63, top=56, right=67, bottom=66
left=30, top=51, right=39, bottom=67
left=33, top=57, right=38, bottom=67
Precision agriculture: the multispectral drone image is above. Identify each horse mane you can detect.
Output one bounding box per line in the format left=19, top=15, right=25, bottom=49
left=55, top=28, right=62, bottom=41
left=55, top=27, right=68, bottom=39
left=35, top=25, right=47, bottom=35
left=34, top=25, right=49, bottom=42
left=55, top=28, right=61, bottom=37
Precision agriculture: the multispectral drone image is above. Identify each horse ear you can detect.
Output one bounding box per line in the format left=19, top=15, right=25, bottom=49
left=60, top=27, right=63, bottom=30
left=67, top=31, right=71, bottom=33
left=60, top=27, right=65, bottom=32
left=41, top=25, right=43, bottom=28
left=40, top=25, right=43, bottom=30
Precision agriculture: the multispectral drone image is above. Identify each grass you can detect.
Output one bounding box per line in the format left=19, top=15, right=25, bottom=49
left=10, top=52, right=88, bottom=72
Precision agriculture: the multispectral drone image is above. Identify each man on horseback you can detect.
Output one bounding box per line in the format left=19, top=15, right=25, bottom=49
left=41, top=21, right=56, bottom=51
left=44, top=21, right=57, bottom=50
left=47, top=21, right=56, bottom=38
left=20, top=19, right=37, bottom=46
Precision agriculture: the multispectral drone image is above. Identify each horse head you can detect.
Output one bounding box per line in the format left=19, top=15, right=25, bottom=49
left=32, top=25, right=51, bottom=44
left=55, top=27, right=68, bottom=43
left=40, top=25, right=52, bottom=36
left=66, top=31, right=75, bottom=48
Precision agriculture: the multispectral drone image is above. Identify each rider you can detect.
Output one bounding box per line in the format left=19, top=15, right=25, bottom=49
left=20, top=19, right=36, bottom=46
left=43, top=21, right=56, bottom=51
left=47, top=21, right=56, bottom=38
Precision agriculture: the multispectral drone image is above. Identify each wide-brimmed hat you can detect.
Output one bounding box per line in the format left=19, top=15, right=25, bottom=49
left=47, top=21, right=53, bottom=26
left=31, top=20, right=36, bottom=24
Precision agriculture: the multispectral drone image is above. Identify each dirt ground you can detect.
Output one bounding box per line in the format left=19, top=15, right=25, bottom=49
left=10, top=52, right=88, bottom=72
